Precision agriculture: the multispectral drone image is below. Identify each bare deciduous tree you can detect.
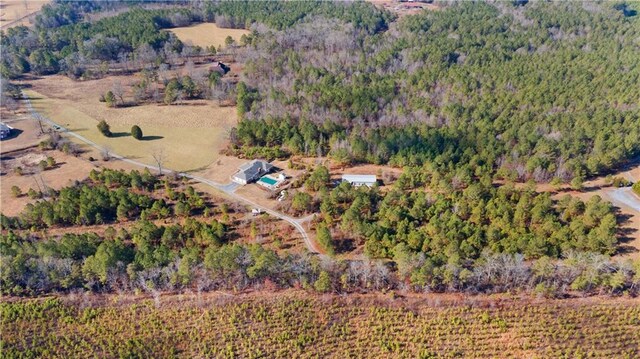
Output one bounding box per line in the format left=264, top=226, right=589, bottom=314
left=112, top=81, right=125, bottom=106
left=151, top=148, right=166, bottom=174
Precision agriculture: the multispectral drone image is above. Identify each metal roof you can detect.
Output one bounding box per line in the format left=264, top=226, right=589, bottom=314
left=341, top=174, right=377, bottom=183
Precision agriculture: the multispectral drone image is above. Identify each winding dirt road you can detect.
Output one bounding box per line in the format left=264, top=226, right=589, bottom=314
left=22, top=93, right=321, bottom=255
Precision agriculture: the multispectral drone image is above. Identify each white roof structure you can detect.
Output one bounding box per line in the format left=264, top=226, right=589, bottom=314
left=233, top=160, right=273, bottom=183
left=342, top=174, right=377, bottom=185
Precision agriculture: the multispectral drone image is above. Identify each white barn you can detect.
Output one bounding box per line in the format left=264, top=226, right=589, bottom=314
left=341, top=174, right=377, bottom=187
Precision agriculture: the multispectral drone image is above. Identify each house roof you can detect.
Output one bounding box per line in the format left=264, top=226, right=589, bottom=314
left=235, top=160, right=273, bottom=180
left=342, top=174, right=377, bottom=183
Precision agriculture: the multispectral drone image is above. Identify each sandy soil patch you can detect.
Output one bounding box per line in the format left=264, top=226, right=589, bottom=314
left=168, top=23, right=249, bottom=49
left=0, top=150, right=96, bottom=216
left=0, top=0, right=49, bottom=29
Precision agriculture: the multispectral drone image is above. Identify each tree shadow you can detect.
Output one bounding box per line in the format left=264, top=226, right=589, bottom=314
left=1, top=128, right=23, bottom=141
left=141, top=135, right=164, bottom=141
left=613, top=209, right=639, bottom=256
left=110, top=132, right=130, bottom=138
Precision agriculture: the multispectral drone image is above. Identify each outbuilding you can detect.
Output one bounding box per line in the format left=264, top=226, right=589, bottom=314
left=341, top=174, right=377, bottom=187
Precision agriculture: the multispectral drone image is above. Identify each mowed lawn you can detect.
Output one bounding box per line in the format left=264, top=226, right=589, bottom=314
left=24, top=89, right=235, bottom=172
left=169, top=23, right=249, bottom=48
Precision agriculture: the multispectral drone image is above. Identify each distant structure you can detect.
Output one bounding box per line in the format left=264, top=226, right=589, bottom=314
left=341, top=174, right=377, bottom=187
left=0, top=122, right=12, bottom=139
left=210, top=61, right=230, bottom=75
left=232, top=160, right=273, bottom=185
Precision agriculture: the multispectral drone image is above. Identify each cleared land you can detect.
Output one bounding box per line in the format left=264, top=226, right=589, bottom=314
left=0, top=0, right=49, bottom=29
left=24, top=75, right=237, bottom=172
left=0, top=149, right=96, bottom=216
left=169, top=23, right=250, bottom=48
left=3, top=292, right=639, bottom=358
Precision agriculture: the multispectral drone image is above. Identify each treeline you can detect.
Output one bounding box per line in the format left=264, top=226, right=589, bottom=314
left=0, top=168, right=209, bottom=230
left=234, top=1, right=640, bottom=181
left=2, top=229, right=639, bottom=298
left=204, top=1, right=393, bottom=34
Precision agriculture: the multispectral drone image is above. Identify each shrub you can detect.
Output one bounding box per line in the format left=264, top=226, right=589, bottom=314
left=11, top=186, right=22, bottom=198
left=633, top=182, right=640, bottom=196
left=131, top=125, right=143, bottom=140
left=97, top=120, right=112, bottom=137
left=104, top=91, right=116, bottom=107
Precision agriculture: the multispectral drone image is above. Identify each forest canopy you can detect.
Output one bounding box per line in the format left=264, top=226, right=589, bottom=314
left=233, top=1, right=640, bottom=182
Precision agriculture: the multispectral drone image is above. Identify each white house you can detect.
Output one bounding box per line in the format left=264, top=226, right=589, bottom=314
left=342, top=174, right=377, bottom=187
left=232, top=160, right=273, bottom=185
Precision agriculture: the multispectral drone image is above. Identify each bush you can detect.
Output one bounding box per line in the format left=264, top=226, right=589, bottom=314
left=131, top=125, right=143, bottom=140
left=11, top=186, right=22, bottom=198
left=633, top=182, right=640, bottom=196
left=97, top=120, right=112, bottom=137
left=104, top=91, right=116, bottom=107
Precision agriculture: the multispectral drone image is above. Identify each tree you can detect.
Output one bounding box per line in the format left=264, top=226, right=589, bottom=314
left=97, top=120, right=112, bottom=137
left=151, top=148, right=166, bottom=174
left=314, top=270, right=332, bottom=293
left=571, top=176, right=584, bottom=191
left=46, top=156, right=55, bottom=168
left=112, top=81, right=125, bottom=106
left=291, top=192, right=312, bottom=213
left=224, top=36, right=235, bottom=48
left=131, top=125, right=143, bottom=140
left=104, top=91, right=116, bottom=107
left=316, top=223, right=334, bottom=255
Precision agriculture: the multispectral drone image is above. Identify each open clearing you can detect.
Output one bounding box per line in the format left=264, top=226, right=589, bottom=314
left=169, top=23, right=250, bottom=48
left=0, top=0, right=49, bottom=29
left=24, top=75, right=237, bottom=172
left=3, top=292, right=639, bottom=358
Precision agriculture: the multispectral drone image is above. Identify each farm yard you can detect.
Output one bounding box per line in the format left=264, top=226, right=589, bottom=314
left=169, top=23, right=250, bottom=49
left=23, top=74, right=237, bottom=172
left=3, top=293, right=639, bottom=358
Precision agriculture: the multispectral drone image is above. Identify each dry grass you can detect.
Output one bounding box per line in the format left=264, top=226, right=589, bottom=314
left=0, top=0, right=49, bottom=29
left=0, top=149, right=96, bottom=216
left=169, top=23, right=250, bottom=49
left=23, top=74, right=238, bottom=172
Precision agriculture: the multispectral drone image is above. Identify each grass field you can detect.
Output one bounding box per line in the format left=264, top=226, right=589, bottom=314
left=0, top=0, right=49, bottom=29
left=23, top=79, right=236, bottom=172
left=2, top=293, right=639, bottom=358
left=169, top=23, right=250, bottom=48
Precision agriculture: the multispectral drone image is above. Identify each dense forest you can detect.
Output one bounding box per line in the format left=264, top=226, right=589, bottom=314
left=232, top=1, right=640, bottom=182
